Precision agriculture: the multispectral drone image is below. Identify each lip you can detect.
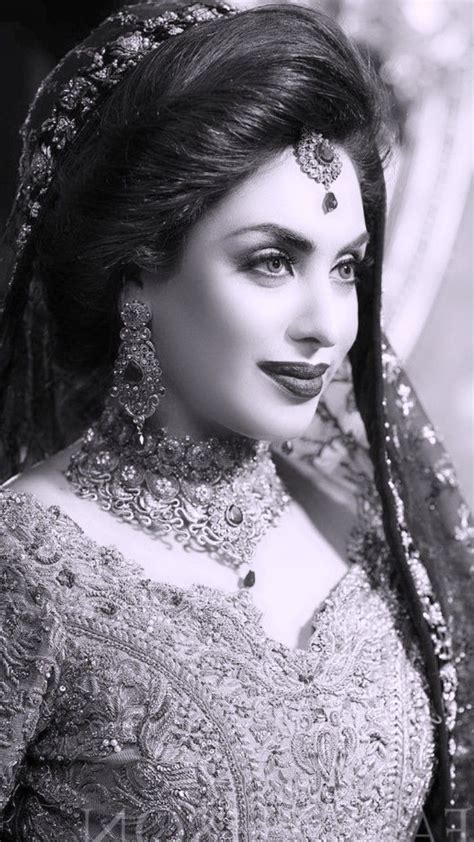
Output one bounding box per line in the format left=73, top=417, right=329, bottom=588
left=258, top=361, right=330, bottom=399
left=258, top=361, right=330, bottom=379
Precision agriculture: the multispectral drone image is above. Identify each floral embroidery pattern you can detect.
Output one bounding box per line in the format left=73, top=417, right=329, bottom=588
left=0, top=489, right=435, bottom=840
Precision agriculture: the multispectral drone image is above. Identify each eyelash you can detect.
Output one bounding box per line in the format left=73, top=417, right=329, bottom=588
left=240, top=249, right=296, bottom=280
left=334, top=255, right=367, bottom=285
left=241, top=248, right=371, bottom=285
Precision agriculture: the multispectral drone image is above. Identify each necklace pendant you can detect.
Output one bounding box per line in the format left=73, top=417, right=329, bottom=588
left=243, top=569, right=256, bottom=588
left=225, top=503, right=244, bottom=526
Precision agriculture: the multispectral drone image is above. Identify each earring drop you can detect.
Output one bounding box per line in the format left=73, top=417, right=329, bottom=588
left=110, top=299, right=164, bottom=445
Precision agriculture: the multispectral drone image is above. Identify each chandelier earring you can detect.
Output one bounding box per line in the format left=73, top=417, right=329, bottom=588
left=110, top=299, right=165, bottom=445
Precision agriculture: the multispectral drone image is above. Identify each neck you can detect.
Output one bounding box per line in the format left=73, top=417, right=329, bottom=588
left=148, top=400, right=239, bottom=444
left=109, top=387, right=256, bottom=446
left=96, top=398, right=262, bottom=476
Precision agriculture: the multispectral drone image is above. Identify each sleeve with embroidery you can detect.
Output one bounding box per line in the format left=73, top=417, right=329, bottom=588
left=0, top=527, right=64, bottom=832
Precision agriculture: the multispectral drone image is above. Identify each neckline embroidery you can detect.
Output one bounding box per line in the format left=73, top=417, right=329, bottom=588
left=1, top=488, right=359, bottom=657
left=138, top=564, right=359, bottom=657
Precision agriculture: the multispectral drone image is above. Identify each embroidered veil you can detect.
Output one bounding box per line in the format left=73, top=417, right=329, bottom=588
left=0, top=3, right=471, bottom=839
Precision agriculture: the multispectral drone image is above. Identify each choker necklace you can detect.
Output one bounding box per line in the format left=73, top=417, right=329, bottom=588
left=65, top=403, right=290, bottom=587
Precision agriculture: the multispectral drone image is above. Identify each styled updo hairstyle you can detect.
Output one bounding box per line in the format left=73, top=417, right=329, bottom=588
left=34, top=0, right=389, bottom=382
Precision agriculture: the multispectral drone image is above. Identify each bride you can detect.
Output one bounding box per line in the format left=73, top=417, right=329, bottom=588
left=0, top=2, right=471, bottom=840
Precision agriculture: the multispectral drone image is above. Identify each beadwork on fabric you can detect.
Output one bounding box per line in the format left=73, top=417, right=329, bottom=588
left=0, top=480, right=435, bottom=840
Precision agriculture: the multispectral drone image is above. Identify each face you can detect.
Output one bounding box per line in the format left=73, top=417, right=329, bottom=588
left=137, top=147, right=368, bottom=442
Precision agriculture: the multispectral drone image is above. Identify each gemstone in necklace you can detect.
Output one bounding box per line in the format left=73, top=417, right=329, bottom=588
left=65, top=402, right=290, bottom=574
left=225, top=503, right=244, bottom=526
left=243, top=570, right=256, bottom=588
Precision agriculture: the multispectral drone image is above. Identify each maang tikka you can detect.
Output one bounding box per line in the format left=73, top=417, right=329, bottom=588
left=294, top=128, right=342, bottom=213
left=110, top=299, right=164, bottom=445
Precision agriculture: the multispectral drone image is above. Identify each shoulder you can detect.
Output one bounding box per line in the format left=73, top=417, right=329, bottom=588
left=0, top=489, right=66, bottom=645
left=0, top=486, right=64, bottom=567
left=0, top=487, right=84, bottom=608
left=0, top=484, right=159, bottom=685
left=4, top=442, right=81, bottom=509
left=0, top=482, right=138, bottom=612
left=0, top=464, right=82, bottom=561
left=0, top=491, right=69, bottom=771
left=3, top=442, right=135, bottom=558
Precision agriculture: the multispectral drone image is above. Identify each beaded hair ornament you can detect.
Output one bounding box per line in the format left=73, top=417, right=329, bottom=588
left=8, top=2, right=237, bottom=263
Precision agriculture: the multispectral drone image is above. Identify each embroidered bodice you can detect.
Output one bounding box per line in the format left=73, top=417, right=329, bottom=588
left=0, top=489, right=435, bottom=841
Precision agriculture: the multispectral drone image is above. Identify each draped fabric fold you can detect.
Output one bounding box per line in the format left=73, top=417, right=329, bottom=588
left=294, top=344, right=473, bottom=839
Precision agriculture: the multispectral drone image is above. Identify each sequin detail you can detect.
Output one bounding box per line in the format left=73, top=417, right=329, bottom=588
left=10, top=3, right=236, bottom=261
left=0, top=489, right=435, bottom=840
left=381, top=341, right=462, bottom=788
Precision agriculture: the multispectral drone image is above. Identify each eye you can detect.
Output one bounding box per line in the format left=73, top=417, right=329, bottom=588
left=264, top=255, right=290, bottom=276
left=331, top=255, right=363, bottom=285
left=337, top=260, right=356, bottom=282
left=242, top=248, right=296, bottom=280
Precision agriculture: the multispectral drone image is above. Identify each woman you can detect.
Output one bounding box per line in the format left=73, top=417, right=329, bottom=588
left=0, top=2, right=472, bottom=839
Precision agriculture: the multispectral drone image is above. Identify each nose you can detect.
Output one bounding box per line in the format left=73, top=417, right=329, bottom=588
left=287, top=275, right=340, bottom=350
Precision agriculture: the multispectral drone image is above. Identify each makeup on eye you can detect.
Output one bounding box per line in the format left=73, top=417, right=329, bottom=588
left=227, top=223, right=371, bottom=287
left=238, top=247, right=297, bottom=278
left=335, top=260, right=356, bottom=282
left=332, top=252, right=369, bottom=284
left=236, top=246, right=369, bottom=285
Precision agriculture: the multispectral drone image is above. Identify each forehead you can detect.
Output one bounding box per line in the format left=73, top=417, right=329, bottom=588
left=192, top=146, right=366, bottom=249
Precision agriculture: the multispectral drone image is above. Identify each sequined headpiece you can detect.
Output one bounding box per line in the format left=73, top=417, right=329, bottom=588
left=293, top=128, right=342, bottom=213
left=9, top=2, right=237, bottom=261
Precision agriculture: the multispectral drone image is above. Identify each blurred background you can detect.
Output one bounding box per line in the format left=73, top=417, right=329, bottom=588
left=0, top=0, right=472, bottom=505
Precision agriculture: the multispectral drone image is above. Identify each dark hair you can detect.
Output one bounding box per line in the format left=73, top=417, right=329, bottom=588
left=34, top=1, right=390, bottom=376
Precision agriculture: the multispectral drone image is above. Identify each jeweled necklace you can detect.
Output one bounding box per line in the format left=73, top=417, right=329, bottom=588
left=65, top=402, right=290, bottom=587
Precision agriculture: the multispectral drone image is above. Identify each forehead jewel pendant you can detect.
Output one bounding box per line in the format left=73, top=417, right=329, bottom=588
left=293, top=129, right=342, bottom=214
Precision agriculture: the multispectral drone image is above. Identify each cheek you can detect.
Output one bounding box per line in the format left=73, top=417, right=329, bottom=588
left=152, top=273, right=275, bottom=385
left=327, top=290, right=359, bottom=381
left=340, top=291, right=359, bottom=352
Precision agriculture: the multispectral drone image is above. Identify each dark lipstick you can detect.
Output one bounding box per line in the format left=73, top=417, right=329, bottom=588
left=258, top=361, right=330, bottom=399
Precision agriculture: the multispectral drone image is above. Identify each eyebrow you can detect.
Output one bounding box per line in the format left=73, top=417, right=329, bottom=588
left=336, top=231, right=370, bottom=256
left=225, top=223, right=370, bottom=257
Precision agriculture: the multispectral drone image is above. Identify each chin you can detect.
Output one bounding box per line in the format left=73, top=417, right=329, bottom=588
left=222, top=396, right=322, bottom=443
